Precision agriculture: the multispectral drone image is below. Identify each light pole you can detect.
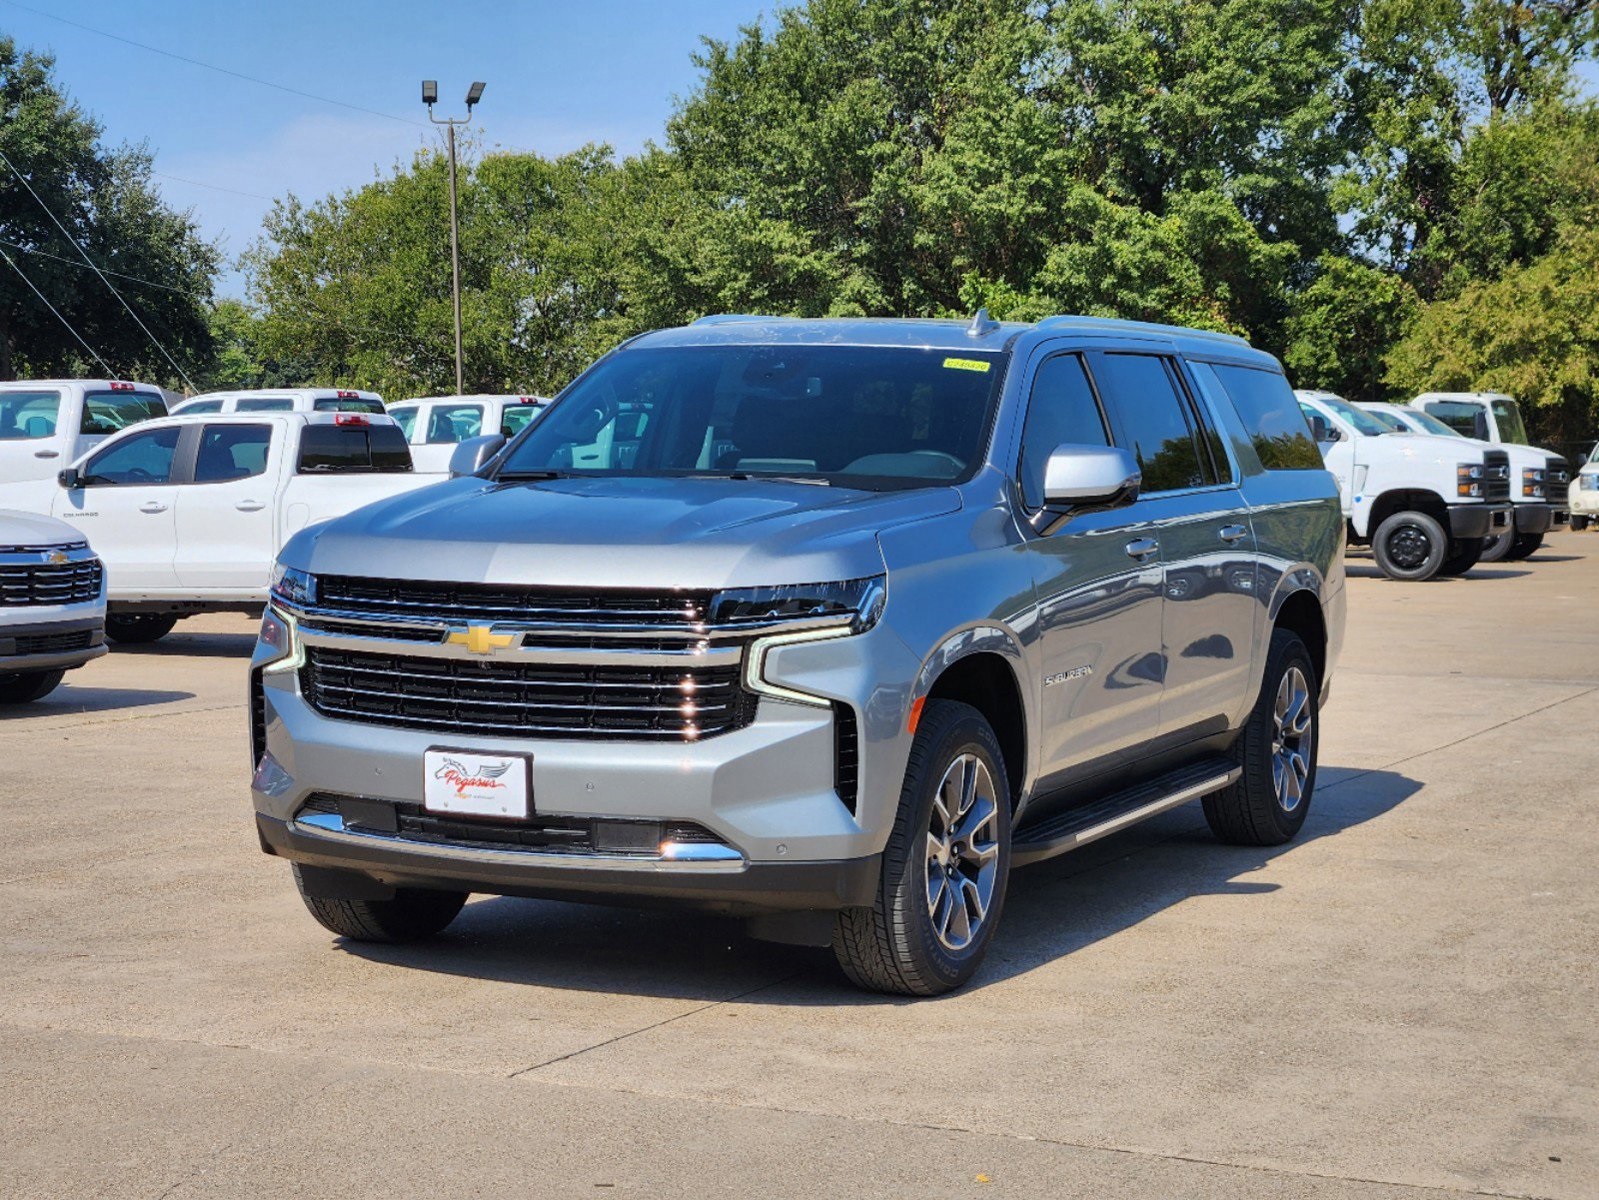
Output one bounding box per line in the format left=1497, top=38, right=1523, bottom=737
left=423, top=79, right=486, bottom=395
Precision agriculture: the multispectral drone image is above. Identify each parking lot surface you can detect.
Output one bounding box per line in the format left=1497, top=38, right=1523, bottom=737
left=3, top=542, right=1596, bottom=1199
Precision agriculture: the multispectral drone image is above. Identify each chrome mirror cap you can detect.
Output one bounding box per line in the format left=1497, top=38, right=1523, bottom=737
left=1042, top=444, right=1141, bottom=508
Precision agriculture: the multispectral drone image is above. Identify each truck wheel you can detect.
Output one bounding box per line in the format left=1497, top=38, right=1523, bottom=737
left=1204, top=629, right=1318, bottom=846
left=1477, top=532, right=1515, bottom=563
left=1372, top=511, right=1448, bottom=580
left=1571, top=515, right=1589, bottom=532
left=833, top=699, right=1011, bottom=996
left=292, top=865, right=467, bottom=942
left=105, top=614, right=179, bottom=645
left=1506, top=533, right=1544, bottom=561
left=0, top=670, right=66, bottom=704
left=1439, top=539, right=1483, bottom=576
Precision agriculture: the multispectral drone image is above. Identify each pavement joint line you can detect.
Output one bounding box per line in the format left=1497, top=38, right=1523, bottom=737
left=0, top=699, right=242, bottom=733
left=0, top=1020, right=1551, bottom=1199
left=504, top=970, right=805, bottom=1078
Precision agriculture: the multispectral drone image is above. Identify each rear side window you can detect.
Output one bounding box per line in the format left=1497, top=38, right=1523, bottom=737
left=81, top=389, right=166, bottom=434
left=1018, top=354, right=1110, bottom=508
left=194, top=424, right=272, bottom=482
left=236, top=398, right=296, bottom=413
left=501, top=404, right=543, bottom=437
left=1093, top=353, right=1206, bottom=493
left=297, top=424, right=413, bottom=473
left=1203, top=364, right=1323, bottom=470
left=0, top=390, right=61, bottom=440
left=426, top=403, right=484, bottom=444
left=179, top=399, right=225, bottom=415
left=82, top=426, right=181, bottom=485
left=312, top=397, right=384, bottom=414
left=389, top=407, right=419, bottom=439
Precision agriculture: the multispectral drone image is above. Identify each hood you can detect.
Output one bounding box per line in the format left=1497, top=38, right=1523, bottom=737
left=0, top=507, right=80, bottom=548
left=1380, top=432, right=1493, bottom=468
left=290, top=475, right=961, bottom=589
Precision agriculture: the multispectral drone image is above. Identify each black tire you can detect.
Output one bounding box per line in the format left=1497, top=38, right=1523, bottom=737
left=1438, top=538, right=1483, bottom=576
left=293, top=864, right=467, bottom=942
left=1371, top=510, right=1449, bottom=581
left=1506, top=532, right=1544, bottom=561
left=0, top=670, right=66, bottom=704
left=1203, top=629, right=1318, bottom=846
left=1571, top=515, right=1589, bottom=532
left=832, top=699, right=1011, bottom=996
left=105, top=613, right=179, bottom=645
left=1477, top=531, right=1515, bottom=563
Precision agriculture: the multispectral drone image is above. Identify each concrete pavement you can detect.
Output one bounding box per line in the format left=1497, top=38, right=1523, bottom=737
left=2, top=537, right=1595, bottom=1198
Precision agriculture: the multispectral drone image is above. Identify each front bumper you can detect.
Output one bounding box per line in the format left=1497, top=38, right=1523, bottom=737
left=0, top=615, right=106, bottom=674
left=1512, top=503, right=1567, bottom=534
left=1447, top=503, right=1513, bottom=540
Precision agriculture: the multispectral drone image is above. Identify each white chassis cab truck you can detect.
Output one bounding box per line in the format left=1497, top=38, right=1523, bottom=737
left=1407, top=392, right=1569, bottom=560
left=0, top=412, right=434, bottom=644
left=1569, top=444, right=1599, bottom=531
left=0, top=380, right=168, bottom=484
left=1295, top=391, right=1512, bottom=580
left=0, top=508, right=107, bottom=703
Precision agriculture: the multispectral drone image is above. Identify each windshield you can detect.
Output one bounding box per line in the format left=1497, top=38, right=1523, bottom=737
left=1490, top=397, right=1530, bottom=445
left=1402, top=409, right=1461, bottom=438
left=1364, top=409, right=1407, bottom=432
left=0, top=390, right=62, bottom=440
left=495, top=344, right=1006, bottom=488
left=1316, top=395, right=1393, bottom=437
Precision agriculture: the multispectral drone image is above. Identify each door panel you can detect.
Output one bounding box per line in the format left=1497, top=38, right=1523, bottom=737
left=53, top=425, right=184, bottom=593
left=174, top=422, right=279, bottom=592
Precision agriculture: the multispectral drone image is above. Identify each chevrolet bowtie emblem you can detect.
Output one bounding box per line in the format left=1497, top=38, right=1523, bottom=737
left=447, top=624, right=516, bottom=655
left=46, top=550, right=68, bottom=565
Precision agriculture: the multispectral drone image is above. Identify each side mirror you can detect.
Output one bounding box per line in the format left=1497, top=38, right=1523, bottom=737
left=58, top=467, right=84, bottom=489
left=448, top=433, right=506, bottom=478
left=1042, top=444, right=1141, bottom=509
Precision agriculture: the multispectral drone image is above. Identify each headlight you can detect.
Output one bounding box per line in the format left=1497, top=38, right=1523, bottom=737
left=1522, top=467, right=1546, bottom=499
left=1581, top=473, right=1599, bottom=491
left=269, top=564, right=316, bottom=608
left=709, top=577, right=885, bottom=634
left=257, top=604, right=301, bottom=674
left=1456, top=463, right=1484, bottom=498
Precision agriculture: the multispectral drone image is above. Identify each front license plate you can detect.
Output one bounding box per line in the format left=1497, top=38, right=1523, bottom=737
left=423, top=749, right=531, bottom=819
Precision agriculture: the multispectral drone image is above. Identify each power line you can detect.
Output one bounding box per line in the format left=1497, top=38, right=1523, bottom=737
left=0, top=237, right=214, bottom=301
left=0, top=145, right=198, bottom=390
left=0, top=243, right=116, bottom=376
left=151, top=170, right=277, bottom=202
left=0, top=0, right=426, bottom=128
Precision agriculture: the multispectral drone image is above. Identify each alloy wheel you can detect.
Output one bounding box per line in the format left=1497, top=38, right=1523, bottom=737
left=925, top=753, right=1000, bottom=951
left=1271, top=666, right=1313, bottom=812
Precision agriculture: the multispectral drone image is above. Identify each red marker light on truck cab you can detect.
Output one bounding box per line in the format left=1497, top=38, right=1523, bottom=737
left=334, top=413, right=369, bottom=426
left=336, top=390, right=358, bottom=399
left=109, top=381, right=134, bottom=391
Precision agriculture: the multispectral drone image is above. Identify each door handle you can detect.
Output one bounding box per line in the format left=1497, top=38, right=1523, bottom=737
left=33, top=449, right=59, bottom=459
left=138, top=501, right=168, bottom=514
left=1218, top=524, right=1249, bottom=543
left=235, top=500, right=266, bottom=512
left=1124, top=537, right=1159, bottom=561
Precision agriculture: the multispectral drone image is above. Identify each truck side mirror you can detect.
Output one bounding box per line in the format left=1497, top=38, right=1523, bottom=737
left=448, top=434, right=506, bottom=478
left=1042, top=445, right=1142, bottom=509
left=57, top=467, right=84, bottom=489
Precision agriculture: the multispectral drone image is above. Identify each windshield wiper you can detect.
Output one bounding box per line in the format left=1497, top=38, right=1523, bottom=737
left=495, top=469, right=572, bottom=481
left=701, top=471, right=832, bottom=487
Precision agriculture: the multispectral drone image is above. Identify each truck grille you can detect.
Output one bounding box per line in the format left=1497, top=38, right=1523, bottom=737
left=300, top=646, right=755, bottom=740
left=1482, top=451, right=1511, bottom=502
left=0, top=558, right=103, bottom=607
left=1546, top=457, right=1571, bottom=506
left=12, top=629, right=95, bottom=655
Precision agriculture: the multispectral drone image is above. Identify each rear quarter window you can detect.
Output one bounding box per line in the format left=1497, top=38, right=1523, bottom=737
left=1201, top=364, right=1323, bottom=470
left=296, top=424, right=413, bottom=473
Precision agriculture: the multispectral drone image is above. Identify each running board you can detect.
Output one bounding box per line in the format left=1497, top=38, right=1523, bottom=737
left=1011, top=757, right=1240, bottom=867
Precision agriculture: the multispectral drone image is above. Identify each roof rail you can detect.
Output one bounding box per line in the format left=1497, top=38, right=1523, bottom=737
left=690, top=313, right=795, bottom=326
left=1035, top=315, right=1249, bottom=346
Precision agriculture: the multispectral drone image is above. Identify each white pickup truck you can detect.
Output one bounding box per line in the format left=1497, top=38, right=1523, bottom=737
left=1295, top=390, right=1513, bottom=580
left=0, top=379, right=168, bottom=484
left=0, top=412, right=432, bottom=643
left=386, top=394, right=550, bottom=473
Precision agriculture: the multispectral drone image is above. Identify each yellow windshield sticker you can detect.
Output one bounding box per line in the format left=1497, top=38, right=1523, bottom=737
left=943, top=357, right=991, bottom=373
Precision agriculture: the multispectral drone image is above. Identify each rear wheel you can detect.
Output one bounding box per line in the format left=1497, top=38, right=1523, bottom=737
left=293, top=865, right=467, bottom=942
left=0, top=670, right=66, bottom=704
left=833, top=699, right=1011, bottom=996
left=1506, top=532, right=1544, bottom=561
left=1204, top=629, right=1318, bottom=846
left=1372, top=510, right=1448, bottom=581
left=1438, top=538, right=1483, bottom=576
left=105, top=614, right=179, bottom=645
left=1571, top=515, right=1589, bottom=532
left=1478, top=531, right=1515, bottom=563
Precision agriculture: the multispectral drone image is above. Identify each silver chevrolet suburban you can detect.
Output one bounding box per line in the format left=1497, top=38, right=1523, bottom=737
left=251, top=314, right=1345, bottom=995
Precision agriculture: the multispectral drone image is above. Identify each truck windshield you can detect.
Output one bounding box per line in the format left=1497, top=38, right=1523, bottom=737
left=0, top=390, right=61, bottom=439
left=1317, top=395, right=1393, bottom=437
left=1489, top=397, right=1530, bottom=445
left=1402, top=409, right=1462, bottom=438
left=495, top=344, right=1006, bottom=488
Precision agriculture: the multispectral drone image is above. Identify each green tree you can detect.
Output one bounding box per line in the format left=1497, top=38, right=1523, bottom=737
left=0, top=37, right=218, bottom=383
left=1285, top=255, right=1421, bottom=402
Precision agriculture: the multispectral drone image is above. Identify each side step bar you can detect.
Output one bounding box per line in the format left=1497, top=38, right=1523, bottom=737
left=1011, top=757, right=1239, bottom=868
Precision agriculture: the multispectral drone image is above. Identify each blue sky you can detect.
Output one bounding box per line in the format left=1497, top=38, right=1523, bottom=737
left=1, top=0, right=771, bottom=294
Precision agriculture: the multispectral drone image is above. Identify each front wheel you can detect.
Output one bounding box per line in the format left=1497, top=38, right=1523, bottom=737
left=1204, top=629, right=1319, bottom=846
left=105, top=614, right=179, bottom=645
left=1438, top=538, right=1483, bottom=576
left=1477, top=531, right=1515, bottom=563
left=1571, top=515, right=1589, bottom=532
left=1372, top=510, right=1448, bottom=581
left=833, top=699, right=1011, bottom=996
left=293, top=865, right=467, bottom=942
left=0, top=670, right=66, bottom=705
left=1506, top=532, right=1544, bottom=561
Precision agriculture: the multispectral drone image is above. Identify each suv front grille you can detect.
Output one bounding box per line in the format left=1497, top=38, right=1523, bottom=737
left=300, top=646, right=755, bottom=740
left=0, top=558, right=102, bottom=607
left=11, top=629, right=95, bottom=655
left=1546, top=457, right=1571, bottom=506
left=1482, top=451, right=1511, bottom=502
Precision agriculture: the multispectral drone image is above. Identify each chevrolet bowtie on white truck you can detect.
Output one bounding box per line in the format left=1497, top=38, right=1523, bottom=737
left=0, top=412, right=431, bottom=645
left=0, top=379, right=168, bottom=485
left=253, top=313, right=1346, bottom=996
left=0, top=509, right=106, bottom=704
left=1406, top=392, right=1569, bottom=561
left=384, top=395, right=552, bottom=473
left=1295, top=391, right=1511, bottom=581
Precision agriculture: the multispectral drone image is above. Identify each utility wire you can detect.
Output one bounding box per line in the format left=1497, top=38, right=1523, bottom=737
left=0, top=0, right=426, bottom=128
left=151, top=170, right=277, bottom=202
left=0, top=145, right=198, bottom=390
left=0, top=238, right=213, bottom=300
left=0, top=243, right=116, bottom=376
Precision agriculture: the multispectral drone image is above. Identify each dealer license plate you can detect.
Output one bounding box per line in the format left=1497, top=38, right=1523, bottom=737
left=423, top=749, right=531, bottom=819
